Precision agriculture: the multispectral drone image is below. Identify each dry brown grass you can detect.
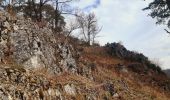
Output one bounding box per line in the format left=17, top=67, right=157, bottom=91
left=81, top=46, right=123, bottom=66
left=78, top=46, right=170, bottom=100
left=0, top=45, right=168, bottom=99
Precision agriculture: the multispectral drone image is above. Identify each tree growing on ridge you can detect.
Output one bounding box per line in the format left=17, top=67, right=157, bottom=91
left=52, top=0, right=79, bottom=32
left=6, top=0, right=78, bottom=32
left=76, top=12, right=101, bottom=45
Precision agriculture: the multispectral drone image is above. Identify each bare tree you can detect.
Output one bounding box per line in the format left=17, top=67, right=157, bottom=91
left=76, top=12, right=101, bottom=45
left=59, top=19, right=79, bottom=43
left=39, top=0, right=51, bottom=21
left=52, top=0, right=79, bottom=32
left=91, top=20, right=102, bottom=45
left=64, top=20, right=79, bottom=37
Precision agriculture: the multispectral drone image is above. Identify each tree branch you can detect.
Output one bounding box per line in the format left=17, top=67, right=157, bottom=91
left=164, top=29, right=170, bottom=34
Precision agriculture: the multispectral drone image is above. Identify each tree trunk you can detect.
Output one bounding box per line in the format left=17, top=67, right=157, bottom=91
left=39, top=0, right=43, bottom=21
left=31, top=0, right=38, bottom=20
left=88, top=33, right=90, bottom=45
left=87, top=22, right=91, bottom=45
left=55, top=0, right=59, bottom=32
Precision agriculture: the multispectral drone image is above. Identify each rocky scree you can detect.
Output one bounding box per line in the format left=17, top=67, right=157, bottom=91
left=0, top=66, right=76, bottom=100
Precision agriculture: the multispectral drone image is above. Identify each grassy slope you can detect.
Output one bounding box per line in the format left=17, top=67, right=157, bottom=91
left=76, top=46, right=170, bottom=100
left=2, top=33, right=170, bottom=99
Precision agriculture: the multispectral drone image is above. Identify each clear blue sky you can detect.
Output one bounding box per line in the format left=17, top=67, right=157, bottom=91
left=69, top=0, right=170, bottom=69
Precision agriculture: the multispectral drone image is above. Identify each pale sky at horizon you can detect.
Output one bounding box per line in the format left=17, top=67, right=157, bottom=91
left=68, top=0, right=170, bottom=70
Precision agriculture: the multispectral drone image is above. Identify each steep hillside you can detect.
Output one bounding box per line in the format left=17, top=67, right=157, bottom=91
left=0, top=11, right=170, bottom=100
left=76, top=45, right=170, bottom=100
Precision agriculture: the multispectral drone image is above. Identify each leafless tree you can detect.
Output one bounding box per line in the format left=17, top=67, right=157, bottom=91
left=64, top=20, right=79, bottom=37
left=59, top=18, right=79, bottom=44
left=76, top=12, right=101, bottom=45
left=91, top=20, right=102, bottom=45
left=52, top=0, right=79, bottom=32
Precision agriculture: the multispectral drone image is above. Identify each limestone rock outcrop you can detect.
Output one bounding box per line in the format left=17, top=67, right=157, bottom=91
left=0, top=11, right=77, bottom=74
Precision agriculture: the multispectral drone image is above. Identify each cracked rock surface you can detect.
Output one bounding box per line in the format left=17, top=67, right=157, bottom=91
left=0, top=11, right=77, bottom=74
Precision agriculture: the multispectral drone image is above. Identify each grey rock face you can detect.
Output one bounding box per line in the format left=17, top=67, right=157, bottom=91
left=0, top=11, right=77, bottom=74
left=0, top=11, right=103, bottom=100
left=58, top=44, right=77, bottom=73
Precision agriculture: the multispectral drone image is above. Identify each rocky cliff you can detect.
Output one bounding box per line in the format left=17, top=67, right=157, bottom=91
left=0, top=11, right=170, bottom=100
left=0, top=11, right=78, bottom=99
left=0, top=11, right=77, bottom=74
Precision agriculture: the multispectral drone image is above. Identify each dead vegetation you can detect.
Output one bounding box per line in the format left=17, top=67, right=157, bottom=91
left=75, top=45, right=170, bottom=99
left=0, top=28, right=169, bottom=99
